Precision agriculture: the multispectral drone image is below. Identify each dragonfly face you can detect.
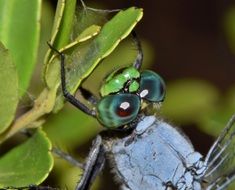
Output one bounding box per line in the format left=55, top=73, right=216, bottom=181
left=49, top=32, right=235, bottom=190
left=96, top=67, right=165, bottom=128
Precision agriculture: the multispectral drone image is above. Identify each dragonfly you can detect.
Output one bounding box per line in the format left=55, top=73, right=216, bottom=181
left=48, top=32, right=235, bottom=190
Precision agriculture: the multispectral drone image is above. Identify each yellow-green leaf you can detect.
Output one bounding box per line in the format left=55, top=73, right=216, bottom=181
left=0, top=129, right=53, bottom=187
left=0, top=42, right=18, bottom=133
left=0, top=0, right=41, bottom=96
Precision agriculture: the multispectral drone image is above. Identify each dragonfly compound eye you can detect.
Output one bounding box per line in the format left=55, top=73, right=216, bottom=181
left=96, top=93, right=140, bottom=128
left=138, top=70, right=166, bottom=102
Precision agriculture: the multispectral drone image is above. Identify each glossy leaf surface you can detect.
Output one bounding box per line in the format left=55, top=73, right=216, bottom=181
left=0, top=42, right=18, bottom=133
left=0, top=130, right=53, bottom=187
left=0, top=0, right=41, bottom=96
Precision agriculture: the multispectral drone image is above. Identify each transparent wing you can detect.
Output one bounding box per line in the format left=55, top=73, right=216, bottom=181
left=205, top=170, right=235, bottom=190
left=203, top=114, right=235, bottom=189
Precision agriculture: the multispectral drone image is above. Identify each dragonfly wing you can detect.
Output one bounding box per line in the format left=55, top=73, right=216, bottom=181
left=203, top=114, right=235, bottom=189
left=206, top=170, right=235, bottom=190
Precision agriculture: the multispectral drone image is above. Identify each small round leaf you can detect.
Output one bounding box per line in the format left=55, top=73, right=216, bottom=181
left=0, top=129, right=53, bottom=187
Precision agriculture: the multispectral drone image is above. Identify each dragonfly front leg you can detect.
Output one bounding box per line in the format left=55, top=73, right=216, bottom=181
left=76, top=135, right=105, bottom=190
left=47, top=43, right=97, bottom=117
left=52, top=147, right=84, bottom=169
left=0, top=185, right=58, bottom=190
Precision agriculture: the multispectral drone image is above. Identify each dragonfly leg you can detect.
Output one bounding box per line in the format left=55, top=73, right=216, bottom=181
left=52, top=147, right=84, bottom=169
left=75, top=135, right=105, bottom=190
left=132, top=31, right=143, bottom=70
left=47, top=43, right=96, bottom=117
left=79, top=86, right=98, bottom=105
left=0, top=185, right=58, bottom=190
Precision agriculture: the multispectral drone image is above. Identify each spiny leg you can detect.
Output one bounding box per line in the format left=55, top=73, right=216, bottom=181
left=47, top=43, right=97, bottom=117
left=80, top=87, right=98, bottom=105
left=52, top=147, right=84, bottom=169
left=131, top=31, right=143, bottom=70
left=0, top=185, right=59, bottom=190
left=53, top=134, right=105, bottom=190
left=47, top=44, right=104, bottom=189
left=76, top=135, right=105, bottom=190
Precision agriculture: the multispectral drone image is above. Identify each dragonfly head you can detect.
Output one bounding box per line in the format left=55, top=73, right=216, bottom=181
left=96, top=66, right=166, bottom=129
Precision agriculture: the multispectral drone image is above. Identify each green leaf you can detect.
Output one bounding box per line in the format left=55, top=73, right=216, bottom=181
left=48, top=0, right=65, bottom=46
left=43, top=4, right=139, bottom=88
left=77, top=7, right=143, bottom=79
left=53, top=0, right=76, bottom=49
left=50, top=24, right=101, bottom=64
left=0, top=0, right=42, bottom=96
left=45, top=25, right=101, bottom=90
left=46, top=7, right=143, bottom=111
left=72, top=4, right=110, bottom=35
left=0, top=42, right=18, bottom=133
left=44, top=0, right=76, bottom=67
left=85, top=39, right=154, bottom=93
left=73, top=25, right=101, bottom=43
left=67, top=7, right=143, bottom=91
left=0, top=129, right=53, bottom=187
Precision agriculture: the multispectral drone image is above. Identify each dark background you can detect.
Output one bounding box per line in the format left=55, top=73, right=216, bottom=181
left=100, top=0, right=235, bottom=88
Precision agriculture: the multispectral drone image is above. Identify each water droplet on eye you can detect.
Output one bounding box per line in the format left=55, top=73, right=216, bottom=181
left=140, top=89, right=149, bottom=98
left=118, top=102, right=131, bottom=117
left=120, top=102, right=130, bottom=110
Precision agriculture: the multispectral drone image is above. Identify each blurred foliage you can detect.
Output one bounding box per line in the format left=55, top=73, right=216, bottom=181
left=161, top=79, right=219, bottom=124
left=0, top=43, right=18, bottom=133
left=161, top=79, right=235, bottom=137
left=0, top=0, right=234, bottom=189
left=0, top=0, right=41, bottom=97
left=225, top=6, right=235, bottom=55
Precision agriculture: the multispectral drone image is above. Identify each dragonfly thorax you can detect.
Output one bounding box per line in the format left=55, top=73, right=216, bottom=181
left=102, top=115, right=206, bottom=190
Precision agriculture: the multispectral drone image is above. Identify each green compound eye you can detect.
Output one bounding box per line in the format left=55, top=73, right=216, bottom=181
left=96, top=94, right=140, bottom=128
left=139, top=70, right=166, bottom=102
